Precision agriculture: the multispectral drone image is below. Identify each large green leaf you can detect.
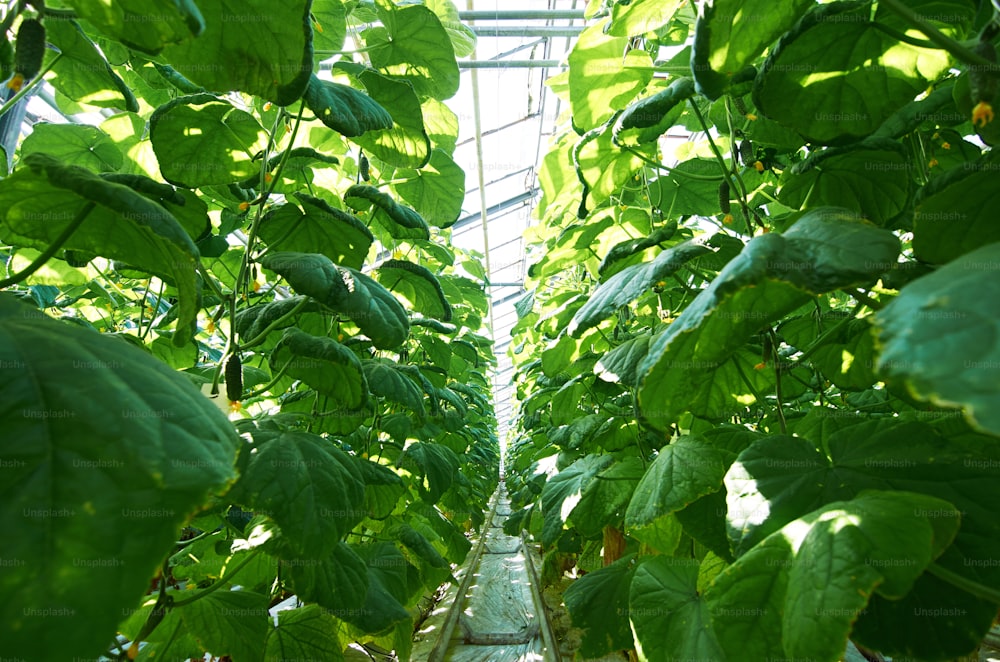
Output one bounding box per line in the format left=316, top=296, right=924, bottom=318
left=571, top=456, right=645, bottom=539
left=638, top=207, right=900, bottom=430
left=44, top=19, right=139, bottom=112
left=264, top=605, right=345, bottom=662
left=345, top=184, right=430, bottom=241
left=302, top=73, right=394, bottom=138
left=270, top=328, right=368, bottom=409
left=724, top=420, right=1000, bottom=604
left=363, top=359, right=426, bottom=416
left=563, top=554, right=637, bottom=658
left=629, top=557, right=725, bottom=662
left=398, top=442, right=460, bottom=504
left=61, top=0, right=203, bottom=54
left=364, top=2, right=459, bottom=100
left=287, top=541, right=370, bottom=612
left=568, top=19, right=653, bottom=131
left=20, top=123, right=123, bottom=172
left=424, top=0, right=476, bottom=58
left=540, top=454, right=615, bottom=545
left=606, top=0, right=683, bottom=37
left=913, top=162, right=1000, bottom=264
left=258, top=193, right=374, bottom=270
left=337, top=542, right=412, bottom=633
left=778, top=142, right=912, bottom=227
left=374, top=258, right=451, bottom=321
left=0, top=295, right=239, bottom=661
left=260, top=252, right=410, bottom=349
left=162, top=0, right=313, bottom=105
left=393, top=148, right=465, bottom=227
left=568, top=240, right=713, bottom=337
left=149, top=94, right=267, bottom=187
left=0, top=153, right=201, bottom=345
left=181, top=590, right=270, bottom=661
left=349, top=67, right=432, bottom=168
left=707, top=491, right=960, bottom=662
left=876, top=242, right=1000, bottom=436
left=753, top=2, right=952, bottom=144
left=625, top=436, right=733, bottom=535
left=227, top=426, right=366, bottom=558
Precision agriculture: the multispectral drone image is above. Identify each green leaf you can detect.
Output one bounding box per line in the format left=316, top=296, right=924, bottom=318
left=572, top=457, right=645, bottom=538
left=613, top=77, right=695, bottom=146
left=394, top=149, right=465, bottom=227
left=913, top=162, right=1000, bottom=264
left=568, top=19, right=653, bottom=130
left=271, top=328, right=368, bottom=409
left=61, top=0, right=203, bottom=54
left=569, top=240, right=713, bottom=336
left=349, top=67, right=432, bottom=168
left=286, top=541, right=370, bottom=612
left=629, top=557, right=725, bottom=662
left=778, top=143, right=912, bottom=227
left=753, top=2, right=952, bottom=144
left=398, top=442, right=460, bottom=504
left=540, top=454, right=615, bottom=545
left=706, top=491, right=960, bottom=662
left=692, top=0, right=813, bottom=99
left=302, top=73, right=394, bottom=137
left=260, top=252, right=410, bottom=349
left=228, top=427, right=366, bottom=558
left=625, top=436, right=733, bottom=534
left=150, top=94, right=267, bottom=187
left=345, top=184, right=430, bottom=241
left=20, top=123, right=123, bottom=172
left=162, top=0, right=313, bottom=105
left=180, top=590, right=269, bottom=662
left=358, top=458, right=406, bottom=520
left=595, top=335, right=652, bottom=387
left=337, top=542, right=411, bottom=632
left=364, top=2, right=459, bottom=100
left=563, top=554, right=637, bottom=658
left=638, top=207, right=900, bottom=430
left=363, top=359, right=426, bottom=415
left=311, top=0, right=348, bottom=54
left=44, top=19, right=139, bottom=112
left=265, top=605, right=345, bottom=662
left=607, top=0, right=683, bottom=37
left=424, top=0, right=477, bottom=58
left=875, top=242, right=1000, bottom=436
left=649, top=159, right=726, bottom=216
left=0, top=295, right=239, bottom=661
left=0, top=153, right=201, bottom=345
left=258, top=194, right=374, bottom=271
left=375, top=258, right=451, bottom=322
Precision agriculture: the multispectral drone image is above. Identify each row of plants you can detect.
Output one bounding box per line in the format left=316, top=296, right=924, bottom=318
left=0, top=1, right=499, bottom=660
left=504, top=0, right=1000, bottom=661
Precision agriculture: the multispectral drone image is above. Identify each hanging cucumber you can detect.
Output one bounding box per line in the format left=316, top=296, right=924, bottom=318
left=224, top=351, right=243, bottom=403
left=9, top=18, right=45, bottom=92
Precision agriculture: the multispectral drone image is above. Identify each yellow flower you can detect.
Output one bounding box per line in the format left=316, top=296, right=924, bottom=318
left=722, top=213, right=734, bottom=225
left=928, top=158, right=939, bottom=168
left=972, top=100, right=994, bottom=127
left=238, top=201, right=250, bottom=212
left=745, top=113, right=757, bottom=121
left=314, top=21, right=324, bottom=33
left=6, top=73, right=24, bottom=92
left=206, top=319, right=215, bottom=334
left=754, top=361, right=767, bottom=371
left=753, top=160, right=765, bottom=173
left=940, top=141, right=950, bottom=150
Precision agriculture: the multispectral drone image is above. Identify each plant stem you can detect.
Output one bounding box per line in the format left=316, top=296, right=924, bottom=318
left=688, top=99, right=756, bottom=235
left=927, top=562, right=1000, bottom=604
left=878, top=0, right=1000, bottom=72
left=0, top=202, right=95, bottom=289
left=0, top=53, right=63, bottom=121
left=171, top=549, right=263, bottom=608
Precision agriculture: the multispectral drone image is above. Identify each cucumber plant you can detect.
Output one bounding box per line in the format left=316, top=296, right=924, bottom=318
left=505, top=1, right=1000, bottom=661
left=0, top=1, right=497, bottom=661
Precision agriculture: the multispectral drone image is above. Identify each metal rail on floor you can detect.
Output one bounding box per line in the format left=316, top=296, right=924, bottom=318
left=415, top=484, right=561, bottom=661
